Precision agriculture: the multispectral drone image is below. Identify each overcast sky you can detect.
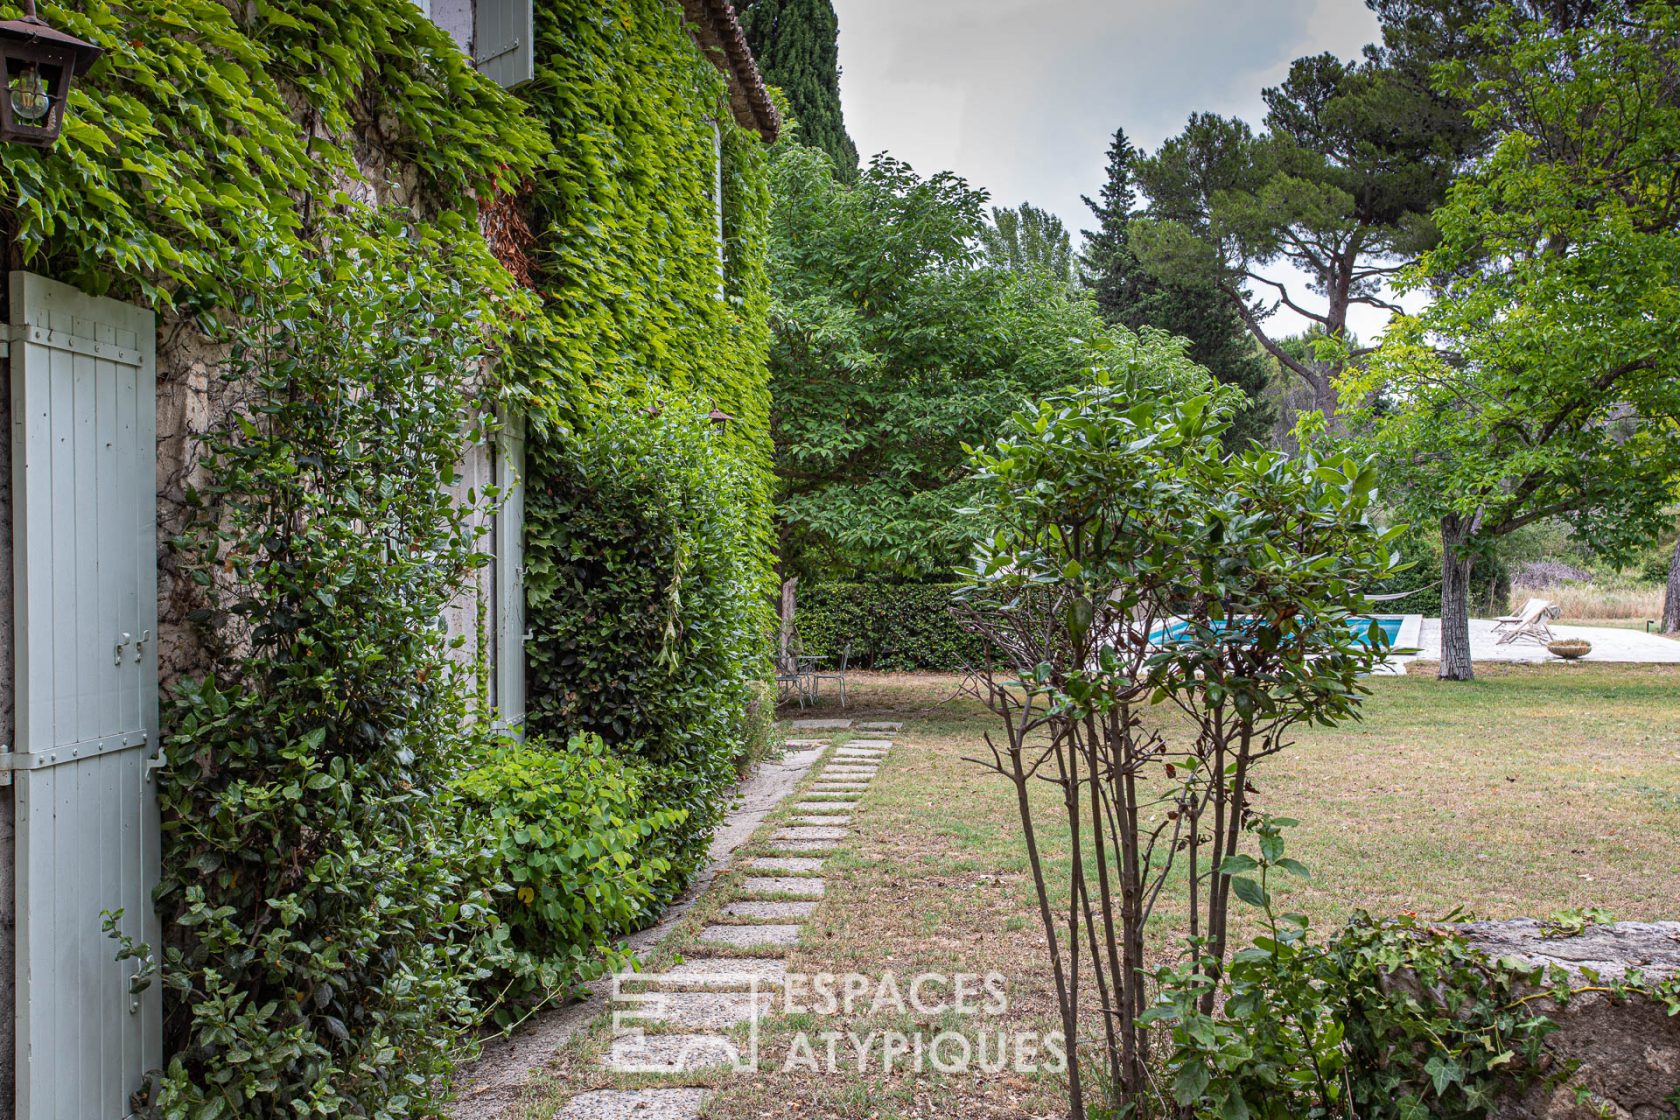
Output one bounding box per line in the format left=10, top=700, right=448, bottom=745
left=830, top=0, right=1391, bottom=338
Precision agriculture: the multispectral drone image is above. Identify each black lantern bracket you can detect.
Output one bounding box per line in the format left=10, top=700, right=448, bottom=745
left=0, top=1, right=102, bottom=148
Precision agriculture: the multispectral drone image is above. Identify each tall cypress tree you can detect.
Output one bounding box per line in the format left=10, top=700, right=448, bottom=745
left=738, top=0, right=859, bottom=177
left=1081, top=129, right=1274, bottom=449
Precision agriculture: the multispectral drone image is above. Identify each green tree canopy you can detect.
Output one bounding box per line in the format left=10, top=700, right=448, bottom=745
left=1081, top=128, right=1274, bottom=449
left=767, top=143, right=1211, bottom=582
left=739, top=0, right=859, bottom=176
left=980, top=202, right=1074, bottom=284
left=1130, top=39, right=1475, bottom=427
left=1348, top=0, right=1680, bottom=679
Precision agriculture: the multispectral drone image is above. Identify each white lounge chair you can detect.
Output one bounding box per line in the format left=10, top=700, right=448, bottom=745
left=1493, top=598, right=1557, bottom=645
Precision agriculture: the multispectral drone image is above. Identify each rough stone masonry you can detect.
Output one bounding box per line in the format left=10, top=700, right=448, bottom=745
left=1464, top=920, right=1680, bottom=1119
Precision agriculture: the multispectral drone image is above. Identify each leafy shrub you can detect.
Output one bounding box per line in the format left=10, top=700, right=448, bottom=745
left=1147, top=822, right=1553, bottom=1119
left=957, top=375, right=1400, bottom=1113
left=525, top=408, right=774, bottom=907
left=155, top=215, right=507, bottom=1118
left=1640, top=534, right=1677, bottom=585
left=796, top=582, right=982, bottom=671
left=740, top=679, right=785, bottom=769
left=454, top=734, right=685, bottom=1023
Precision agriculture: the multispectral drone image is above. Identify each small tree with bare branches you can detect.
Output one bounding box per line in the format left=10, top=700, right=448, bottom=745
left=954, top=374, right=1399, bottom=1117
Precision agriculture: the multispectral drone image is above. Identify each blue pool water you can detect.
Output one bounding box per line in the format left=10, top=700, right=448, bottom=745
left=1153, top=616, right=1402, bottom=647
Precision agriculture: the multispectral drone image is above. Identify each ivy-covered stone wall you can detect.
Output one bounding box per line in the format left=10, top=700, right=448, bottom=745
left=513, top=0, right=780, bottom=897
left=0, top=0, right=776, bottom=1112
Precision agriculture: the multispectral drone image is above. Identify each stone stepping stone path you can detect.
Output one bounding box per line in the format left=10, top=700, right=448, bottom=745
left=600, top=1033, right=744, bottom=1073
left=630, top=957, right=787, bottom=988
left=772, top=826, right=848, bottom=841
left=720, top=900, right=818, bottom=920
left=763, top=839, right=839, bottom=853
left=741, top=875, right=825, bottom=897
left=567, top=730, right=899, bottom=1119
left=613, top=990, right=774, bottom=1028
left=560, top=1088, right=711, bottom=1119
left=747, top=856, right=824, bottom=873
left=696, top=923, right=802, bottom=948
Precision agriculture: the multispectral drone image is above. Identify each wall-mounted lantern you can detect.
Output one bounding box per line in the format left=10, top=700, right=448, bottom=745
left=0, top=1, right=102, bottom=148
left=706, top=408, right=734, bottom=428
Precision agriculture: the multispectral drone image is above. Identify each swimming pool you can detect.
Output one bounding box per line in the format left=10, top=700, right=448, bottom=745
left=1151, top=615, right=1406, bottom=647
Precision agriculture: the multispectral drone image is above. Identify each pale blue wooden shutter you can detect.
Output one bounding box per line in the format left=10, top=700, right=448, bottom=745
left=475, top=0, right=533, bottom=88
left=493, top=412, right=525, bottom=728
left=6, top=270, right=160, bottom=1119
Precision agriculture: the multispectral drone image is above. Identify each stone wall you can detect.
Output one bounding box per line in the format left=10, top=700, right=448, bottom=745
left=2, top=13, right=502, bottom=1114
left=1463, top=920, right=1680, bottom=1119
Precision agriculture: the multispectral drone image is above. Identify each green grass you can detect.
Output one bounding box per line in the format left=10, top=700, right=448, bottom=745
left=511, top=666, right=1680, bottom=1119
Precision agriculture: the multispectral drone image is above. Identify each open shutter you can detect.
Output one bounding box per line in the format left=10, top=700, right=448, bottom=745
left=475, top=0, right=533, bottom=89
left=493, top=412, right=525, bottom=728
left=6, top=271, right=161, bottom=1119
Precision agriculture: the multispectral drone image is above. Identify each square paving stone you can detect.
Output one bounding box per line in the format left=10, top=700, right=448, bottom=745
left=789, top=719, right=852, bottom=730
left=773, top=827, right=848, bottom=841
left=789, top=815, right=852, bottom=826
left=855, top=722, right=903, bottom=731
left=810, top=783, right=869, bottom=791
left=720, top=900, right=818, bottom=920
left=835, top=749, right=886, bottom=757
left=613, top=989, right=773, bottom=1028
left=794, top=801, right=857, bottom=812
left=630, top=957, right=787, bottom=988
left=696, top=924, right=802, bottom=949
left=820, top=768, right=877, bottom=777
left=747, top=856, right=825, bottom=873
left=762, top=839, right=839, bottom=853
left=741, top=875, right=825, bottom=896
left=558, top=1088, right=711, bottom=1119
left=601, top=1033, right=744, bottom=1074
left=847, top=738, right=896, bottom=748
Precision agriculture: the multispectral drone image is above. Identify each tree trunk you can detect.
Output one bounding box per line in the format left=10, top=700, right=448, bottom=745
left=1439, top=517, right=1476, bottom=681
left=1663, top=529, right=1680, bottom=635
left=1310, top=368, right=1344, bottom=434
left=778, top=577, right=797, bottom=668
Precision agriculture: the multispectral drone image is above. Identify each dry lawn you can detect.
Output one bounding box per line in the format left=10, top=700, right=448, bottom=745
left=1511, top=580, right=1667, bottom=621
left=512, top=665, right=1680, bottom=1120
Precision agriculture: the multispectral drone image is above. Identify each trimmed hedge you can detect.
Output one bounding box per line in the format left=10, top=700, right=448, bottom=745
left=797, top=582, right=981, bottom=671
left=524, top=409, right=773, bottom=908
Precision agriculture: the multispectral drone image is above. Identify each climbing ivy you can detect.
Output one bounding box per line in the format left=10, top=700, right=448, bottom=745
left=0, top=0, right=546, bottom=308
left=510, top=0, right=772, bottom=439
left=0, top=0, right=779, bottom=1110
left=155, top=211, right=512, bottom=1120
left=513, top=0, right=779, bottom=905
